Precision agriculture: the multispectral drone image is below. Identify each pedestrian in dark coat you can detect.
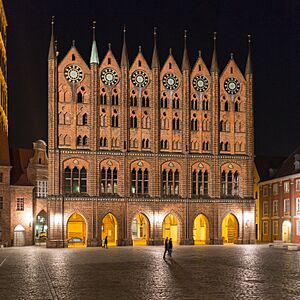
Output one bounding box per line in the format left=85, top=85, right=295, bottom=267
left=168, top=238, right=173, bottom=257
left=163, top=237, right=169, bottom=258
left=104, top=236, right=108, bottom=249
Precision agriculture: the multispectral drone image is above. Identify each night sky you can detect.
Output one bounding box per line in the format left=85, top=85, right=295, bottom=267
left=3, top=0, right=300, bottom=156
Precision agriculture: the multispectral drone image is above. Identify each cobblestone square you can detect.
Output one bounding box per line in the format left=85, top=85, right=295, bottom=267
left=0, top=245, right=299, bottom=299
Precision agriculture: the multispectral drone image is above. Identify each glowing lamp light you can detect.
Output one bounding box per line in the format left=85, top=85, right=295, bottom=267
left=54, top=213, right=62, bottom=225
left=26, top=213, right=33, bottom=227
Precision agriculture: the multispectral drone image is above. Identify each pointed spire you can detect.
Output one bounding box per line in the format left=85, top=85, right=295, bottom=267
left=90, top=21, right=100, bottom=64
left=210, top=32, right=218, bottom=73
left=245, top=34, right=253, bottom=74
left=121, top=25, right=129, bottom=67
left=182, top=30, right=190, bottom=71
left=48, top=16, right=56, bottom=60
left=151, top=27, right=160, bottom=69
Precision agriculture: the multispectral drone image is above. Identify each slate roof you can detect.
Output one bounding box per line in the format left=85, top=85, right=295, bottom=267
left=9, top=148, right=33, bottom=186
left=255, top=155, right=286, bottom=182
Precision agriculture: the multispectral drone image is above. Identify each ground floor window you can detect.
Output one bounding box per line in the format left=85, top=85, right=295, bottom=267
left=273, top=221, right=278, bottom=235
left=297, top=220, right=300, bottom=236
left=263, top=221, right=268, bottom=235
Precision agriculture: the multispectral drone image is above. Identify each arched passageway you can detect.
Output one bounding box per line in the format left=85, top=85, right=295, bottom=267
left=132, top=213, right=149, bottom=246
left=162, top=214, right=178, bottom=244
left=193, top=214, right=209, bottom=245
left=102, top=213, right=118, bottom=246
left=222, top=213, right=239, bottom=244
left=14, top=224, right=25, bottom=247
left=67, top=213, right=86, bottom=248
left=35, top=210, right=47, bottom=244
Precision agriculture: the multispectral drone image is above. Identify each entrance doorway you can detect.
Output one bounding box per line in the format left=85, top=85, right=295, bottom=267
left=193, top=214, right=209, bottom=245
left=132, top=213, right=149, bottom=246
left=222, top=213, right=239, bottom=244
left=102, top=213, right=118, bottom=246
left=67, top=213, right=86, bottom=247
left=14, top=225, right=25, bottom=247
left=162, top=214, right=178, bottom=244
left=35, top=210, right=47, bottom=244
left=282, top=220, right=291, bottom=242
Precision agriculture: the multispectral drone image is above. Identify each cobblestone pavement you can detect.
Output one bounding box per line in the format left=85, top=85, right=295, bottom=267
left=0, top=245, right=299, bottom=300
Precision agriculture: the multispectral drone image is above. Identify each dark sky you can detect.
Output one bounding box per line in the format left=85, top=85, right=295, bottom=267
left=3, top=0, right=300, bottom=156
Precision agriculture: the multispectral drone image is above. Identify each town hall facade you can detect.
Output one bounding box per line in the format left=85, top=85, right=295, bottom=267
left=47, top=20, right=255, bottom=247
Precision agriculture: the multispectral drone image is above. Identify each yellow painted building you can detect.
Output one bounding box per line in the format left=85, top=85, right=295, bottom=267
left=0, top=0, right=7, bottom=136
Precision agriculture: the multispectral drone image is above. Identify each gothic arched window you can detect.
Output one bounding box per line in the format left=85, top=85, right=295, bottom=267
left=77, top=92, right=83, bottom=103
left=131, top=168, right=149, bottom=195
left=77, top=135, right=82, bottom=146
left=162, top=168, right=180, bottom=196
left=64, top=166, right=88, bottom=194
left=221, top=170, right=240, bottom=197
left=82, top=136, right=88, bottom=145
left=100, top=167, right=118, bottom=194
left=192, top=169, right=209, bottom=197
left=82, top=113, right=88, bottom=125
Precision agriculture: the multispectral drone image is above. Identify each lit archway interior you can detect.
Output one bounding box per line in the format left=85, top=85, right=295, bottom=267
left=163, top=214, right=178, bottom=244
left=132, top=213, right=149, bottom=246
left=222, top=213, right=239, bottom=244
left=35, top=210, right=47, bottom=243
left=67, top=213, right=86, bottom=248
left=102, top=213, right=118, bottom=246
left=282, top=220, right=291, bottom=242
left=193, top=214, right=209, bottom=245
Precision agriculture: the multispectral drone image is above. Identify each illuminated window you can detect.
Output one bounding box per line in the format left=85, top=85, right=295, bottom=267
left=263, top=186, right=268, bottom=196
left=273, top=221, right=278, bottom=235
left=296, top=179, right=300, bottom=191
left=192, top=169, right=209, bottom=196
left=100, top=167, right=117, bottom=194
left=272, top=184, right=278, bottom=195
left=221, top=170, right=239, bottom=196
left=16, top=198, right=24, bottom=211
left=284, top=199, right=290, bottom=215
left=273, top=200, right=278, bottom=216
left=284, top=181, right=290, bottom=193
left=162, top=168, right=179, bottom=196
left=36, top=180, right=48, bottom=198
left=296, top=198, right=300, bottom=214
left=263, top=221, right=268, bottom=235
left=297, top=220, right=300, bottom=236
left=131, top=168, right=148, bottom=195
left=63, top=166, right=87, bottom=194
left=263, top=201, right=268, bottom=216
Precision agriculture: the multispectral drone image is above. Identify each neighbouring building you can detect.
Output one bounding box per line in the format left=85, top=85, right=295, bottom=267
left=46, top=19, right=255, bottom=248
left=0, top=141, right=48, bottom=246
left=254, top=156, right=285, bottom=241
left=259, top=147, right=300, bottom=243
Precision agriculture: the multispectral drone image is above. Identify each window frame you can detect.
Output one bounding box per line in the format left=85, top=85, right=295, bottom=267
left=16, top=197, right=24, bottom=211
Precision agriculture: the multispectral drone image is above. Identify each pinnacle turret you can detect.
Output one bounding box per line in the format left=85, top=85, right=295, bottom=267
left=48, top=16, right=56, bottom=60
left=121, top=25, right=129, bottom=67
left=245, top=34, right=253, bottom=74
left=90, top=21, right=99, bottom=64
left=151, top=27, right=160, bottom=69
left=210, top=32, right=218, bottom=73
left=181, top=30, right=190, bottom=71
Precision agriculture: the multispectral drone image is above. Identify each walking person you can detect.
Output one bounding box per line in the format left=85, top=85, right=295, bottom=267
left=168, top=238, right=173, bottom=257
left=104, top=235, right=108, bottom=249
left=163, top=237, right=169, bottom=259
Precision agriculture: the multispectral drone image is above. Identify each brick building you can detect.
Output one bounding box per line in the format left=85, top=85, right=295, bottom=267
left=47, top=20, right=255, bottom=248
left=259, top=147, right=300, bottom=243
